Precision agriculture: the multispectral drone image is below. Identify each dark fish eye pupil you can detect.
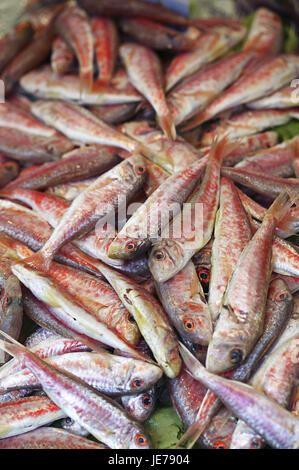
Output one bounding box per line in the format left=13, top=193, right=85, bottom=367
left=128, top=315, right=135, bottom=322
left=279, top=293, right=286, bottom=300
left=139, top=437, right=144, bottom=444
left=154, top=251, right=164, bottom=260
left=5, top=297, right=12, bottom=306
left=230, top=349, right=243, bottom=364
left=251, top=440, right=261, bottom=449
left=142, top=395, right=151, bottom=406
left=200, top=272, right=208, bottom=280
left=134, top=380, right=142, bottom=388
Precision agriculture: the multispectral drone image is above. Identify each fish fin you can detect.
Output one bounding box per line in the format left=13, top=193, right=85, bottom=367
left=80, top=67, right=93, bottom=96
left=175, top=417, right=207, bottom=449
left=18, top=250, right=52, bottom=272
left=0, top=330, right=27, bottom=360
left=265, top=191, right=299, bottom=226
left=158, top=112, right=176, bottom=140
left=207, top=134, right=239, bottom=166
left=179, top=342, right=204, bottom=376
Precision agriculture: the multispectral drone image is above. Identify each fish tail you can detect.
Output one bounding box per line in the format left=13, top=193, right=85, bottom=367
left=175, top=419, right=207, bottom=449
left=265, top=191, right=299, bottom=225
left=19, top=250, right=52, bottom=272
left=208, top=135, right=238, bottom=166
left=180, top=112, right=206, bottom=132
left=158, top=111, right=177, bottom=140
left=0, top=330, right=27, bottom=360
left=79, top=67, right=93, bottom=95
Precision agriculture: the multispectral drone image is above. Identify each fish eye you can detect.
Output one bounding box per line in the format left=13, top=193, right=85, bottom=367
left=65, top=417, right=73, bottom=425
left=250, top=438, right=263, bottom=449
left=128, top=313, right=136, bottom=323
left=195, top=343, right=207, bottom=353
left=3, top=297, right=12, bottom=308
left=17, top=298, right=22, bottom=306
left=153, top=250, right=165, bottom=261
left=183, top=318, right=195, bottom=331
left=135, top=433, right=148, bottom=447
left=136, top=165, right=146, bottom=175
left=142, top=394, right=152, bottom=408
left=275, top=290, right=288, bottom=302
left=125, top=241, right=137, bottom=253
left=197, top=268, right=210, bottom=284
left=214, top=441, right=228, bottom=449
left=132, top=379, right=144, bottom=389
left=47, top=144, right=55, bottom=154
left=230, top=348, right=243, bottom=365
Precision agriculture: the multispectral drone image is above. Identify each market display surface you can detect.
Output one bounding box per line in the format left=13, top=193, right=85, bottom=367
left=0, top=0, right=298, bottom=450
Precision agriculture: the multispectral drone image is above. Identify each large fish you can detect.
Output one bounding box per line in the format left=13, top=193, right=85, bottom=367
left=206, top=193, right=295, bottom=374
left=0, top=333, right=152, bottom=449
left=187, top=54, right=299, bottom=127
left=208, top=177, right=252, bottom=323
left=55, top=5, right=94, bottom=92
left=168, top=51, right=253, bottom=126
left=165, top=24, right=247, bottom=91
left=31, top=100, right=140, bottom=153
left=21, top=66, right=142, bottom=105
left=120, top=43, right=176, bottom=140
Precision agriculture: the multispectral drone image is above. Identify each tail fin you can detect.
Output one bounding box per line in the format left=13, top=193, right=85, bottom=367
left=17, top=250, right=52, bottom=272
left=207, top=134, right=239, bottom=166
left=158, top=111, right=177, bottom=141
left=264, top=191, right=299, bottom=226
left=79, top=67, right=93, bottom=96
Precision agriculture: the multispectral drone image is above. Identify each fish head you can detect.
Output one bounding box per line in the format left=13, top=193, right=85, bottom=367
left=119, top=154, right=148, bottom=186
left=121, top=423, right=152, bottom=449
left=230, top=421, right=265, bottom=449
left=124, top=361, right=162, bottom=395
left=179, top=300, right=213, bottom=346
left=44, top=134, right=74, bottom=159
left=0, top=275, right=22, bottom=322
left=148, top=239, right=185, bottom=283
left=122, top=386, right=156, bottom=422
left=108, top=236, right=149, bottom=260
left=202, top=408, right=237, bottom=449
left=206, top=315, right=247, bottom=374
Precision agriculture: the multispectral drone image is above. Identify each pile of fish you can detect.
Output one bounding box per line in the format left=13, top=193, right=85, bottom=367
left=0, top=0, right=298, bottom=450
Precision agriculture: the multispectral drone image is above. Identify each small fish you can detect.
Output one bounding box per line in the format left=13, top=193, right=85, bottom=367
left=121, top=386, right=157, bottom=423
left=199, top=108, right=299, bottom=144
left=0, top=395, right=64, bottom=439
left=0, top=127, right=74, bottom=163
left=23, top=153, right=146, bottom=269
left=180, top=343, right=299, bottom=449
left=90, top=103, right=138, bottom=125
left=119, top=18, right=196, bottom=51
left=61, top=417, right=89, bottom=437
left=0, top=427, right=108, bottom=449
left=46, top=177, right=98, bottom=202
left=108, top=155, right=207, bottom=260
left=2, top=145, right=119, bottom=190
left=220, top=167, right=299, bottom=199
left=168, top=51, right=253, bottom=126
left=91, top=17, right=119, bottom=85
left=31, top=100, right=140, bottom=153
left=188, top=54, right=299, bottom=126
left=208, top=177, right=252, bottom=322
left=0, top=332, right=152, bottom=449
left=97, top=262, right=182, bottom=379
left=120, top=43, right=176, bottom=140
left=206, top=193, right=295, bottom=374
left=143, top=160, right=169, bottom=197
left=21, top=66, right=142, bottom=105
left=50, top=36, right=74, bottom=75
left=148, top=138, right=233, bottom=283
left=0, top=350, right=162, bottom=397
left=165, top=24, right=247, bottom=91
left=248, top=83, right=299, bottom=110
left=55, top=5, right=94, bottom=92
left=155, top=260, right=213, bottom=346
left=78, top=0, right=189, bottom=26
left=0, top=102, right=56, bottom=138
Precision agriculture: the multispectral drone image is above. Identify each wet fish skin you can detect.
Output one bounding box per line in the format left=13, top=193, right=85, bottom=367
left=119, top=18, right=196, bottom=51
left=92, top=17, right=119, bottom=85
left=31, top=100, right=140, bottom=153
left=51, top=36, right=74, bottom=75
left=155, top=260, right=213, bottom=346
left=0, top=274, right=23, bottom=362
left=90, top=103, right=139, bottom=126
left=191, top=54, right=299, bottom=126
left=0, top=161, right=19, bottom=189
left=108, top=156, right=207, bottom=260
left=180, top=343, right=299, bottom=449
left=78, top=0, right=189, bottom=26
left=248, top=83, right=299, bottom=110
left=168, top=51, right=253, bottom=126
left=120, top=43, right=176, bottom=140
left=0, top=395, right=65, bottom=439
left=121, top=386, right=157, bottom=423
left=60, top=417, right=89, bottom=437
left=165, top=24, right=247, bottom=91
left=0, top=334, right=152, bottom=449
left=206, top=193, right=294, bottom=374
left=2, top=146, right=119, bottom=191
left=0, top=21, right=33, bottom=73
left=55, top=5, right=94, bottom=92
left=0, top=427, right=108, bottom=449
left=0, top=102, right=56, bottom=138
left=0, top=127, right=74, bottom=164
